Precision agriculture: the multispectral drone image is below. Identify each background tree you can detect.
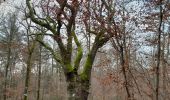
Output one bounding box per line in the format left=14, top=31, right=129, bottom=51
left=0, top=13, right=21, bottom=100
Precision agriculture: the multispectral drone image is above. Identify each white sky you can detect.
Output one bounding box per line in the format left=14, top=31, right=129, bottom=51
left=0, top=0, right=23, bottom=15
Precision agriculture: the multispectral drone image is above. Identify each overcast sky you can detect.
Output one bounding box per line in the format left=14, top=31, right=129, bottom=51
left=0, top=0, right=23, bottom=15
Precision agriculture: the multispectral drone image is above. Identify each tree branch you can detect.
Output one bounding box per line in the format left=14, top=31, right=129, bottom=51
left=72, top=31, right=83, bottom=71
left=80, top=31, right=109, bottom=81
left=26, top=0, right=55, bottom=33
left=36, top=36, right=62, bottom=64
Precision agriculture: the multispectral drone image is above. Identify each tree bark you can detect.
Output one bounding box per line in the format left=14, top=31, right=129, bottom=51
left=37, top=44, right=42, bottom=100
left=156, top=0, right=163, bottom=100
left=66, top=74, right=89, bottom=100
left=120, top=46, right=131, bottom=99
left=23, top=52, right=32, bottom=100
left=24, top=35, right=37, bottom=100
left=3, top=40, right=11, bottom=100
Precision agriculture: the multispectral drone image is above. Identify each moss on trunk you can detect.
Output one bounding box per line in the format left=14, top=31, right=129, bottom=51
left=67, top=75, right=90, bottom=100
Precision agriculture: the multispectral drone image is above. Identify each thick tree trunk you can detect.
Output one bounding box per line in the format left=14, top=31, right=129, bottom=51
left=67, top=81, right=89, bottom=100
left=66, top=74, right=90, bottom=100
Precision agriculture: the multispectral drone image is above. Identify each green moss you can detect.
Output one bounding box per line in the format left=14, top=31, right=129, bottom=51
left=74, top=47, right=83, bottom=68
left=80, top=55, right=92, bottom=80
left=66, top=63, right=74, bottom=73
left=80, top=72, right=88, bottom=80
left=72, top=31, right=83, bottom=70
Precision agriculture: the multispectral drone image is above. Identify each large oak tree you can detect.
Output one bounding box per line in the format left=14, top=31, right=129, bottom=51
left=25, top=0, right=115, bottom=99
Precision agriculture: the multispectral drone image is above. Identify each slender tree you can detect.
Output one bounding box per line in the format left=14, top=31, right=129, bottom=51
left=23, top=20, right=38, bottom=100
left=36, top=44, right=42, bottom=100
left=155, top=0, right=163, bottom=100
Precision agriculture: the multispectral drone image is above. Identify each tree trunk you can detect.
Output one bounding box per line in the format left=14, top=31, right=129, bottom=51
left=66, top=74, right=90, bottom=100
left=24, top=53, right=32, bottom=100
left=24, top=35, right=37, bottom=100
left=4, top=44, right=11, bottom=100
left=37, top=45, right=42, bottom=100
left=120, top=46, right=131, bottom=99
left=156, top=0, right=163, bottom=100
